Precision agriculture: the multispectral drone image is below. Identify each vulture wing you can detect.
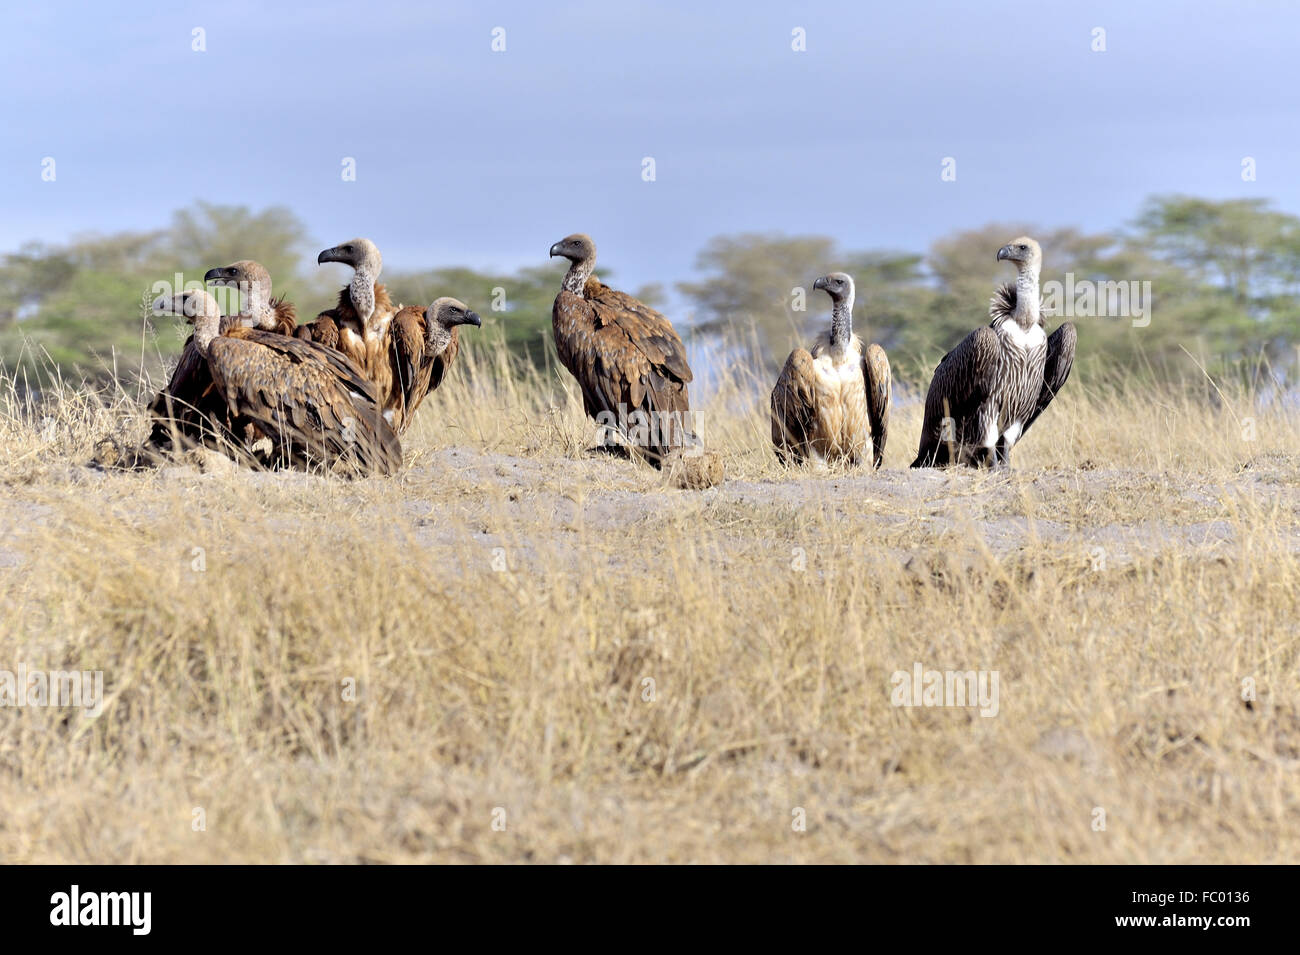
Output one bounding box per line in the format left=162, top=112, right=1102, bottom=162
left=911, top=325, right=1000, bottom=467
left=862, top=343, right=891, bottom=468
left=1022, top=322, right=1077, bottom=436
left=770, top=348, right=819, bottom=464
left=387, top=305, right=430, bottom=432
left=552, top=278, right=695, bottom=465
left=206, top=330, right=402, bottom=476
left=147, top=333, right=263, bottom=462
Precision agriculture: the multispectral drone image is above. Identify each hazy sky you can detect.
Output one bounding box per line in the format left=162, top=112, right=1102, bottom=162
left=2, top=1, right=1296, bottom=291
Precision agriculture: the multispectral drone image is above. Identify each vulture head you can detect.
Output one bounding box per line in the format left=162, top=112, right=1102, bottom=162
left=154, top=289, right=222, bottom=348
left=549, top=233, right=597, bottom=266
left=996, top=237, right=1041, bottom=269
left=812, top=272, right=855, bottom=305
left=318, top=238, right=383, bottom=275
left=203, top=260, right=271, bottom=292
left=424, top=297, right=482, bottom=335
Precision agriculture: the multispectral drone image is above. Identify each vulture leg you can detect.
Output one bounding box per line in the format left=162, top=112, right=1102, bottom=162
left=1022, top=322, right=1077, bottom=437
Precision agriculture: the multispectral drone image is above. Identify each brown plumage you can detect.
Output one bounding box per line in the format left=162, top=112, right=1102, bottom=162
left=549, top=233, right=697, bottom=467
left=152, top=289, right=402, bottom=476
left=146, top=314, right=268, bottom=463
left=384, top=298, right=480, bottom=432
left=298, top=239, right=479, bottom=432
left=771, top=272, right=891, bottom=468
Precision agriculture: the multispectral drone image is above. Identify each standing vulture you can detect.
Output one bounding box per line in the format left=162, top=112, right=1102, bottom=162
left=770, top=272, right=891, bottom=468
left=386, top=297, right=481, bottom=432
left=549, top=233, right=697, bottom=467
left=911, top=237, right=1076, bottom=468
left=152, top=289, right=402, bottom=476
left=203, top=260, right=297, bottom=335
left=296, top=239, right=476, bottom=432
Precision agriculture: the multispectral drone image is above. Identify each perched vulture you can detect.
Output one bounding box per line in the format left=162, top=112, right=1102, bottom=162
left=386, top=297, right=481, bottom=431
left=770, top=272, right=891, bottom=468
left=912, top=237, right=1077, bottom=468
left=549, top=233, right=697, bottom=466
left=151, top=289, right=402, bottom=476
left=147, top=261, right=294, bottom=460
left=296, top=239, right=476, bottom=432
left=203, top=260, right=297, bottom=335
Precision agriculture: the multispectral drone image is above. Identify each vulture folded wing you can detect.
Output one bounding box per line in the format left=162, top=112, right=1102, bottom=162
left=912, top=325, right=1000, bottom=467
left=147, top=335, right=251, bottom=457
left=862, top=343, right=892, bottom=468
left=388, top=306, right=429, bottom=430
left=770, top=348, right=819, bottom=463
left=553, top=284, right=695, bottom=464
left=206, top=331, right=402, bottom=476
left=1022, top=321, right=1077, bottom=436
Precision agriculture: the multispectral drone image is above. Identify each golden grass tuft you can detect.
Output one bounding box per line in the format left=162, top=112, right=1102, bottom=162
left=0, top=335, right=1297, bottom=862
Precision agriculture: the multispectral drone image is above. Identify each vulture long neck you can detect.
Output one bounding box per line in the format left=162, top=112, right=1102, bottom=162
left=1013, top=263, right=1041, bottom=329
left=829, top=290, right=855, bottom=351
left=242, top=282, right=274, bottom=328
left=192, top=309, right=222, bottom=355
left=349, top=266, right=379, bottom=325
left=562, top=257, right=595, bottom=295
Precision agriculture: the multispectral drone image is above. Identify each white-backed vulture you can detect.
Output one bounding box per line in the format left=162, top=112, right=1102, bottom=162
left=912, top=237, right=1077, bottom=468
left=549, top=233, right=697, bottom=467
left=386, top=297, right=481, bottom=431
left=770, top=272, right=891, bottom=468
left=296, top=239, right=476, bottom=432
left=203, top=260, right=297, bottom=335
left=152, top=289, right=402, bottom=476
left=147, top=260, right=293, bottom=459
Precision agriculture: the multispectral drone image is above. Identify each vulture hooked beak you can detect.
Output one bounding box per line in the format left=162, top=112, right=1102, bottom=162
left=548, top=242, right=563, bottom=258
left=996, top=245, right=1014, bottom=262
left=462, top=310, right=482, bottom=327
left=317, top=246, right=344, bottom=266
left=203, top=267, right=232, bottom=284
left=812, top=277, right=828, bottom=291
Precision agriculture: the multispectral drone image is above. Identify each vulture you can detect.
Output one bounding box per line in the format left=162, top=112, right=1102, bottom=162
left=296, top=239, right=476, bottom=431
left=549, top=233, right=697, bottom=467
left=385, top=297, right=481, bottom=432
left=203, top=260, right=297, bottom=335
left=911, top=237, right=1077, bottom=468
left=147, top=261, right=292, bottom=459
left=770, top=272, right=891, bottom=468
left=151, top=289, right=402, bottom=476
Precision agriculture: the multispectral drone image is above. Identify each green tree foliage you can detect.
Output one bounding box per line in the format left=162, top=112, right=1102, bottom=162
left=2, top=197, right=1298, bottom=390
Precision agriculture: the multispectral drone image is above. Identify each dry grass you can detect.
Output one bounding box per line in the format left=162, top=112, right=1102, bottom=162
left=0, top=336, right=1298, bottom=863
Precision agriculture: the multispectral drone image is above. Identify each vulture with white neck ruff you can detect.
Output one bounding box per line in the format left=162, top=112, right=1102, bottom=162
left=911, top=237, right=1076, bottom=468
left=296, top=239, right=478, bottom=432
left=549, top=233, right=698, bottom=468
left=152, top=288, right=402, bottom=475
left=770, top=272, right=891, bottom=467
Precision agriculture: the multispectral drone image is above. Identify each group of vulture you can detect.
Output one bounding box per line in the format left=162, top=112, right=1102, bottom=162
left=140, top=232, right=1076, bottom=482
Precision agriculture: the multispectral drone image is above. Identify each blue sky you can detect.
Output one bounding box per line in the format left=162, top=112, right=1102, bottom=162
left=1, top=1, right=1296, bottom=291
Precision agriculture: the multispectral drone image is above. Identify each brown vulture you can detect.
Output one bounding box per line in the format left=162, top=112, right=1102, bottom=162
left=296, top=239, right=477, bottom=432
left=386, top=297, right=481, bottom=432
left=147, top=261, right=294, bottom=460
left=151, top=289, right=402, bottom=476
left=549, top=233, right=697, bottom=467
left=770, top=272, right=891, bottom=468
left=912, top=237, right=1077, bottom=468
